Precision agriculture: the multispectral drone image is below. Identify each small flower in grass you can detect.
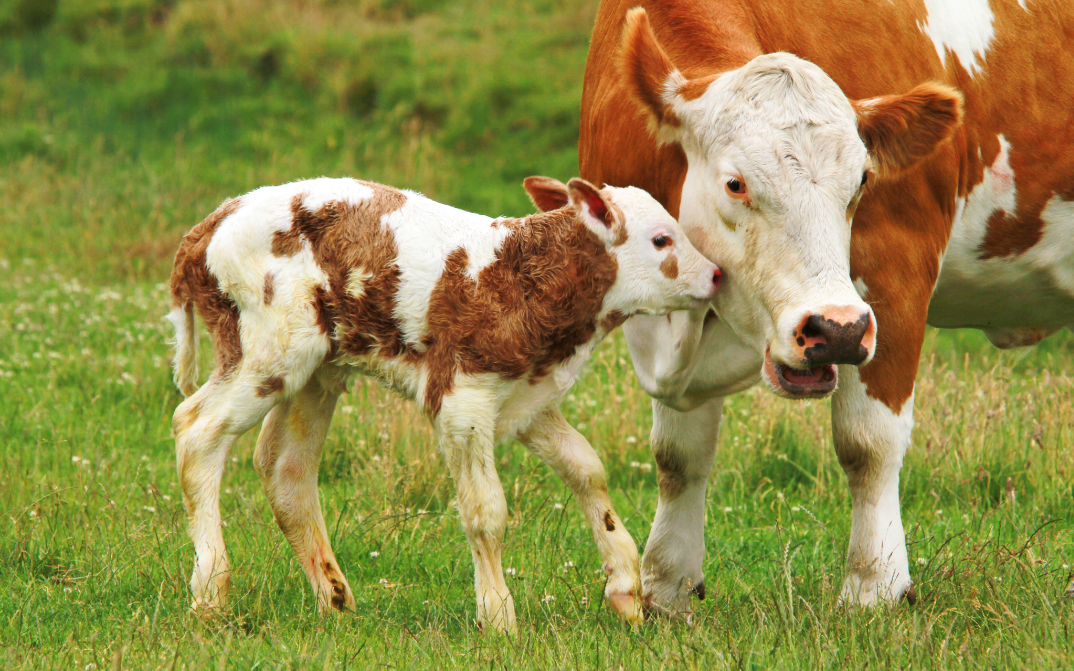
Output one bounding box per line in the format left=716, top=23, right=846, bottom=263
left=722, top=507, right=733, bottom=513
left=379, top=578, right=389, bottom=586
left=580, top=596, right=588, bottom=606
left=626, top=436, right=637, bottom=444
left=554, top=503, right=564, bottom=510
left=629, top=461, right=640, bottom=469
left=369, top=551, right=380, bottom=558
left=936, top=509, right=943, bottom=516
left=563, top=561, right=574, bottom=568
left=791, top=506, right=801, bottom=512
left=505, top=567, right=516, bottom=576
left=422, top=600, right=430, bottom=606
left=143, top=506, right=156, bottom=513
left=917, top=557, right=927, bottom=566
left=639, top=463, right=652, bottom=472
left=995, top=576, right=1002, bottom=582
left=1063, top=564, right=1070, bottom=570
left=541, top=594, right=555, bottom=604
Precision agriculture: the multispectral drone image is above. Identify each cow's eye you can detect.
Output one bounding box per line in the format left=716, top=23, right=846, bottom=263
left=652, top=235, right=670, bottom=249
left=861, top=172, right=869, bottom=187
left=726, top=177, right=745, bottom=194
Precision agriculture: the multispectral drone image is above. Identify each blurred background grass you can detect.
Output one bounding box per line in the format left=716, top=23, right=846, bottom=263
left=0, top=0, right=595, bottom=281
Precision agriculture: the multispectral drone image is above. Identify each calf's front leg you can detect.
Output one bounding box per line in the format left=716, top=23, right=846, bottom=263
left=436, top=384, right=515, bottom=633
left=519, top=409, right=642, bottom=623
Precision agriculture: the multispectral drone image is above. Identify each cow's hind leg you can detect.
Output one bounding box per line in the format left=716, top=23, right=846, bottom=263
left=519, top=409, right=642, bottom=623
left=436, top=383, right=515, bottom=633
left=253, top=367, right=355, bottom=613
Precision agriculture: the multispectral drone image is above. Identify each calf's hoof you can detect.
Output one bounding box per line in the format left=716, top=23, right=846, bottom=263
left=607, top=592, right=644, bottom=624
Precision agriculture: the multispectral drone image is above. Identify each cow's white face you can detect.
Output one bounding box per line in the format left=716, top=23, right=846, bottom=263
left=523, top=177, right=721, bottom=318
left=620, top=8, right=962, bottom=398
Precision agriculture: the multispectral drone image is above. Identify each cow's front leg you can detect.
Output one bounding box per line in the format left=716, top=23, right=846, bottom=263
left=641, top=396, right=723, bottom=618
left=519, top=409, right=642, bottom=623
left=436, top=384, right=515, bottom=633
left=832, top=365, right=916, bottom=605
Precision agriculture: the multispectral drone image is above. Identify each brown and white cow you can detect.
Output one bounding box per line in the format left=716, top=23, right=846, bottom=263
left=166, top=175, right=719, bottom=632
left=576, top=1, right=1074, bottom=615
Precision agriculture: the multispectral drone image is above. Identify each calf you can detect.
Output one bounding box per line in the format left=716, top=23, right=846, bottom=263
left=166, top=175, right=720, bottom=632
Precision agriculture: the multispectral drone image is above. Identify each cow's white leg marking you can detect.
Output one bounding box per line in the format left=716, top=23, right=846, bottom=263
left=436, top=380, right=516, bottom=633
left=641, top=396, right=723, bottom=617
left=519, top=409, right=643, bottom=623
left=832, top=366, right=914, bottom=606
left=253, top=368, right=353, bottom=613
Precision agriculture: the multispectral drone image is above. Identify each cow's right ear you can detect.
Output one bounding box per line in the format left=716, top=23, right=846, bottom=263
left=523, top=176, right=570, bottom=212
left=853, top=83, right=964, bottom=177
left=619, top=7, right=689, bottom=144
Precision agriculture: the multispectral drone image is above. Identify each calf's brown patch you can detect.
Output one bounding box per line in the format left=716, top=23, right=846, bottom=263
left=659, top=253, right=678, bottom=279
left=421, top=208, right=619, bottom=414
left=169, top=198, right=244, bottom=378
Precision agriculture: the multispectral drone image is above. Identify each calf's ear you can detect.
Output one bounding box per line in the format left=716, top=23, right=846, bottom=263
left=523, top=176, right=570, bottom=212
left=567, top=178, right=618, bottom=243
left=853, top=83, right=963, bottom=177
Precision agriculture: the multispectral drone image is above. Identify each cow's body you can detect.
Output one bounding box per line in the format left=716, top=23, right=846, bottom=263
left=581, top=0, right=1074, bottom=613
left=167, top=176, right=719, bottom=631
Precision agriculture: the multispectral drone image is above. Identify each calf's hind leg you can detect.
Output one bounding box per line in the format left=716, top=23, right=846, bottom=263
left=174, top=373, right=286, bottom=613
left=436, top=384, right=515, bottom=633
left=519, top=409, right=642, bottom=623
left=253, top=368, right=355, bottom=613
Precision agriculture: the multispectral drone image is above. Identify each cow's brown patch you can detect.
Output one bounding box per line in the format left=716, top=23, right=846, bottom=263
left=652, top=441, right=687, bottom=501
left=421, top=209, right=619, bottom=415
left=678, top=74, right=718, bottom=101
left=263, top=271, right=275, bottom=305
left=604, top=510, right=616, bottom=532
left=284, top=185, right=411, bottom=362
left=255, top=376, right=284, bottom=398
left=659, top=253, right=678, bottom=279
left=169, top=198, right=244, bottom=378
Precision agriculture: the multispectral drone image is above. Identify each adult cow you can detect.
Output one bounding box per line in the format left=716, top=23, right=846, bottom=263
left=577, top=0, right=1074, bottom=615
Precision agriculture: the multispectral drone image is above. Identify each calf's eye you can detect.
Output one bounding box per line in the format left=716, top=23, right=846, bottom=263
left=652, top=235, right=670, bottom=249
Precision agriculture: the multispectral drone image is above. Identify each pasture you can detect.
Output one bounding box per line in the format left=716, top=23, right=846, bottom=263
left=1, top=0, right=1072, bottom=667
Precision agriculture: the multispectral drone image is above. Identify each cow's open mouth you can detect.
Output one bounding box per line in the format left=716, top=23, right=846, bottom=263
left=763, top=350, right=837, bottom=397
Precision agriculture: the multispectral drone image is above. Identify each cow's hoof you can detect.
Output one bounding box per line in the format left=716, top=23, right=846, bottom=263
left=839, top=573, right=914, bottom=607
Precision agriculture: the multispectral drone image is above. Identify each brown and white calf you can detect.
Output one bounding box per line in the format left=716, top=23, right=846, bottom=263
left=166, top=175, right=719, bottom=632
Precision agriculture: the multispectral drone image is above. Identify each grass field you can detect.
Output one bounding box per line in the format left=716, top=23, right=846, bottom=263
left=2, top=0, right=1073, bottom=668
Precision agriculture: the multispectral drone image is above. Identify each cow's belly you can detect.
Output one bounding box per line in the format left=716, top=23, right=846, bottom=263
left=927, top=152, right=1074, bottom=330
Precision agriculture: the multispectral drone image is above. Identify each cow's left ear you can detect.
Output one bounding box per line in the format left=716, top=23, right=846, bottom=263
left=523, top=176, right=570, bottom=212
left=853, top=83, right=964, bottom=177
left=567, top=178, right=617, bottom=243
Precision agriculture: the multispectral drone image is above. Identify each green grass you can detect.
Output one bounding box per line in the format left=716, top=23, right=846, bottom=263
left=1, top=0, right=1073, bottom=668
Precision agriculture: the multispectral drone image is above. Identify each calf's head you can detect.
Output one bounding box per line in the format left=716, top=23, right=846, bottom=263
left=619, top=8, right=963, bottom=398
left=524, top=176, right=720, bottom=316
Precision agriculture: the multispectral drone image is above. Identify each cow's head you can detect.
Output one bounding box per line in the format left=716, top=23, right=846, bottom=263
left=619, top=8, right=962, bottom=398
left=524, top=176, right=721, bottom=316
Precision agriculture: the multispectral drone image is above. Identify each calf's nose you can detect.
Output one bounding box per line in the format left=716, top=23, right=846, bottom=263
left=792, top=306, right=874, bottom=366
left=711, top=267, right=722, bottom=294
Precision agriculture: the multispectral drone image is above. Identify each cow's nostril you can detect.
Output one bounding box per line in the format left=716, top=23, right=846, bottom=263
left=800, top=311, right=871, bottom=365
left=712, top=268, right=722, bottom=290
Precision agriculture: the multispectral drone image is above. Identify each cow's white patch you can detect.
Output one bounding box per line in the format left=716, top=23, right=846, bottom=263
left=918, top=0, right=995, bottom=76
left=853, top=277, right=869, bottom=300
left=385, top=199, right=512, bottom=350
left=930, top=135, right=1074, bottom=329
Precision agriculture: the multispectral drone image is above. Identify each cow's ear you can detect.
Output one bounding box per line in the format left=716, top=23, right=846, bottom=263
left=619, top=7, right=689, bottom=143
left=853, top=83, right=964, bottom=177
left=523, top=176, right=570, bottom=212
left=567, top=178, right=617, bottom=244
